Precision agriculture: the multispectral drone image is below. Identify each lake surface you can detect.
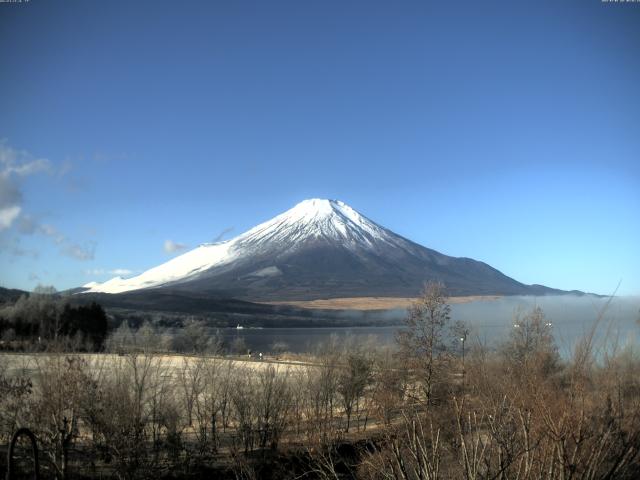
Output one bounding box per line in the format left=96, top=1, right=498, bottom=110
left=215, top=295, right=640, bottom=357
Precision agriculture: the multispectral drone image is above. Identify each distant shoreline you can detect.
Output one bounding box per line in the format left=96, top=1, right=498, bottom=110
left=261, top=295, right=502, bottom=311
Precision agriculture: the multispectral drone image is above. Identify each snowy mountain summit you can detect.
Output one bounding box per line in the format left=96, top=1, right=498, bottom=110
left=82, top=198, right=564, bottom=299
left=232, top=198, right=402, bottom=251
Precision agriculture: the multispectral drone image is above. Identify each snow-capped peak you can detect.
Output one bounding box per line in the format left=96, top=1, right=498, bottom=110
left=81, top=199, right=397, bottom=294
left=234, top=198, right=390, bottom=248
left=283, top=199, right=370, bottom=226
left=286, top=198, right=346, bottom=219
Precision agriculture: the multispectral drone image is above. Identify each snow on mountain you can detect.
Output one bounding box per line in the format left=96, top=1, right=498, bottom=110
left=82, top=199, right=392, bottom=294
left=81, top=198, right=570, bottom=300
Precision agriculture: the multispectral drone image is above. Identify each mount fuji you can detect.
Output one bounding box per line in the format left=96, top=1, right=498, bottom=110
left=81, top=199, right=570, bottom=301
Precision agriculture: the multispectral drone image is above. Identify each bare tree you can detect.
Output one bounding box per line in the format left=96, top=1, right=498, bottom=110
left=396, top=281, right=452, bottom=405
left=193, top=357, right=230, bottom=455
left=305, top=338, right=341, bottom=444
left=86, top=354, right=173, bottom=480
left=177, top=357, right=205, bottom=427
left=230, top=367, right=257, bottom=454
left=337, top=350, right=372, bottom=432
left=502, top=306, right=559, bottom=379
left=0, top=360, right=32, bottom=443
left=371, top=349, right=407, bottom=426
left=105, top=322, right=135, bottom=353
left=28, top=355, right=94, bottom=480
left=172, top=319, right=212, bottom=354
left=255, top=364, right=291, bottom=449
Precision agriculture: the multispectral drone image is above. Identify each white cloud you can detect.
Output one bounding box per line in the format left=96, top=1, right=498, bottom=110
left=40, top=224, right=66, bottom=245
left=0, top=174, right=22, bottom=231
left=0, top=140, right=51, bottom=231
left=164, top=239, right=188, bottom=253
left=0, top=141, right=96, bottom=261
left=85, top=268, right=134, bottom=277
left=4, top=158, right=51, bottom=177
left=62, top=242, right=95, bottom=261
left=35, top=222, right=95, bottom=261
left=86, top=269, right=105, bottom=276
left=110, top=268, right=133, bottom=276
left=0, top=205, right=21, bottom=231
left=0, top=236, right=39, bottom=258
left=17, top=214, right=37, bottom=234
left=0, top=140, right=51, bottom=179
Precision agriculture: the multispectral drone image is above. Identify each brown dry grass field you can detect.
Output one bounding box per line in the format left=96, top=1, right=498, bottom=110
left=0, top=352, right=312, bottom=381
left=262, top=295, right=501, bottom=310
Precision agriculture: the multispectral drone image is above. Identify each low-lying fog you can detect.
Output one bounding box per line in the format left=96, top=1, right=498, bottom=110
left=451, top=294, right=640, bottom=357
left=218, top=295, right=640, bottom=357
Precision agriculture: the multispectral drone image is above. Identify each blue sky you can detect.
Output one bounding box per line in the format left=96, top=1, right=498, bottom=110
left=0, top=0, right=639, bottom=295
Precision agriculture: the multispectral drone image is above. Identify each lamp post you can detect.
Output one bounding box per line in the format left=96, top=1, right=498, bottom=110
left=460, top=332, right=467, bottom=392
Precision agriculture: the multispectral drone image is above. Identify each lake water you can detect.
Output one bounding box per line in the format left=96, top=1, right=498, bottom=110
left=216, top=295, right=640, bottom=357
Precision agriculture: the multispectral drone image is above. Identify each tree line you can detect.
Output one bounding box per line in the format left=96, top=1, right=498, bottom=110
left=0, top=287, right=108, bottom=350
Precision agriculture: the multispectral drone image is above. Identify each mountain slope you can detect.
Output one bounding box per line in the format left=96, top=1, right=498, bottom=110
left=0, top=286, right=29, bottom=304
left=82, top=199, right=569, bottom=300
